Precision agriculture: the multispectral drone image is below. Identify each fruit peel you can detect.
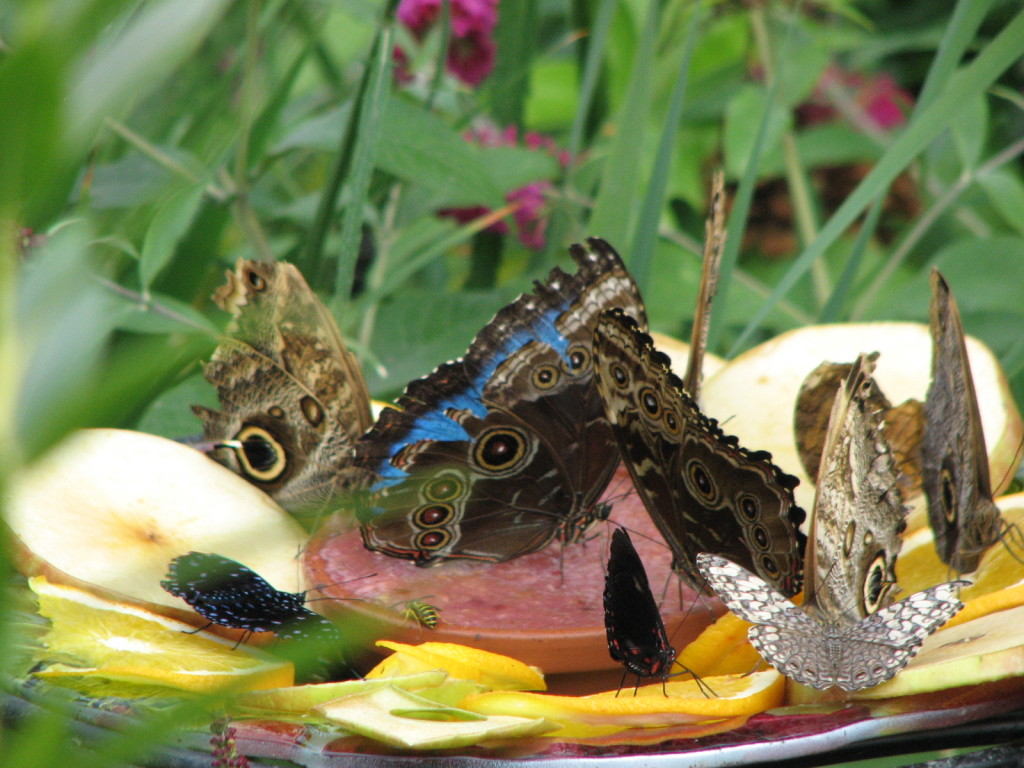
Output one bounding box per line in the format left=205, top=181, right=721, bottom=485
left=463, top=670, right=783, bottom=740
left=367, top=641, right=546, bottom=691
left=315, top=685, right=556, bottom=749
left=238, top=671, right=449, bottom=712
left=30, top=576, right=293, bottom=693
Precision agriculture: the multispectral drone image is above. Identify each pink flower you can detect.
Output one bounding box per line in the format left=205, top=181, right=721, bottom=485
left=437, top=122, right=571, bottom=250
left=396, top=0, right=498, bottom=86
left=800, top=64, right=913, bottom=131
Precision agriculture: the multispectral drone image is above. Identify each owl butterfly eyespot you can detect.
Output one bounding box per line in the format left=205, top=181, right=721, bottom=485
left=355, top=238, right=646, bottom=566
left=922, top=269, right=1004, bottom=575
left=160, top=552, right=342, bottom=647
left=698, top=354, right=969, bottom=692
left=593, top=308, right=806, bottom=597
left=192, top=259, right=373, bottom=519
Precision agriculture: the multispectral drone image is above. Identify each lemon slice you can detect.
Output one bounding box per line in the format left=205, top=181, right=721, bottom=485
left=30, top=577, right=293, bottom=692
left=367, top=641, right=546, bottom=691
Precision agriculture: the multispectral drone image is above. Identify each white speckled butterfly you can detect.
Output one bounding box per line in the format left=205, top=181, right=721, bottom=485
left=697, top=354, right=968, bottom=691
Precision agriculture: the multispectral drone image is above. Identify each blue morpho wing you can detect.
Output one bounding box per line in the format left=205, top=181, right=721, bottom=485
left=353, top=238, right=647, bottom=566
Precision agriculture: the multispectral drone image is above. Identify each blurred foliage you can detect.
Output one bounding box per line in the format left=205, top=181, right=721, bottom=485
left=3, top=0, right=1024, bottom=763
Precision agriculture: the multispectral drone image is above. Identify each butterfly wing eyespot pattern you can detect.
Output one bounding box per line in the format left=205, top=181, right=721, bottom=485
left=604, top=528, right=680, bottom=694
left=593, top=308, right=806, bottom=597
left=193, top=260, right=373, bottom=515
left=354, top=238, right=646, bottom=566
left=697, top=354, right=969, bottom=692
left=923, top=268, right=1003, bottom=575
left=161, top=552, right=341, bottom=647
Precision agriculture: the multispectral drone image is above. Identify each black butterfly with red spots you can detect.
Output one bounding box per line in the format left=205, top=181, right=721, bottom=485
left=603, top=528, right=678, bottom=692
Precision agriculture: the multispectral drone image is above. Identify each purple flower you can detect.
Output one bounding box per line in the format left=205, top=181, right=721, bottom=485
left=438, top=122, right=571, bottom=250
left=799, top=64, right=913, bottom=131
left=396, top=0, right=498, bottom=86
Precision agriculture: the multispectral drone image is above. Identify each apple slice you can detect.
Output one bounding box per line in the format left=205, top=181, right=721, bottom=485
left=316, top=685, right=557, bottom=749
left=701, top=322, right=1022, bottom=514
left=5, top=428, right=308, bottom=618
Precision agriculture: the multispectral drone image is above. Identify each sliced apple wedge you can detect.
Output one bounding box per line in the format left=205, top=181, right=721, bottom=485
left=6, top=429, right=308, bottom=617
left=701, top=323, right=1022, bottom=514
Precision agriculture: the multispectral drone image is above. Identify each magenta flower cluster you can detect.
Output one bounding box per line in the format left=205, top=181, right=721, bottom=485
left=396, top=0, right=499, bottom=86
left=800, top=64, right=913, bottom=130
left=439, top=122, right=572, bottom=250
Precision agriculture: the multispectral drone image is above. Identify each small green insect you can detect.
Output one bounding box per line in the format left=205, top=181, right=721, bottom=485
left=402, top=599, right=441, bottom=629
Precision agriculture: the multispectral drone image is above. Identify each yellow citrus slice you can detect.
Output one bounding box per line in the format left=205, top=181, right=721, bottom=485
left=676, top=611, right=761, bottom=677
left=896, top=493, right=1024, bottom=604
left=463, top=670, right=783, bottom=740
left=30, top=576, right=292, bottom=693
left=366, top=641, right=546, bottom=691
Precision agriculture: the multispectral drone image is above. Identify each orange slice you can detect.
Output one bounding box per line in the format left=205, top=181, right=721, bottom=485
left=463, top=670, right=783, bottom=740
left=30, top=576, right=292, bottom=693
left=366, top=641, right=546, bottom=691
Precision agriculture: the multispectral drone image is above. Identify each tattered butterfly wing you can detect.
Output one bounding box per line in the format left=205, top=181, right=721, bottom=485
left=194, top=260, right=372, bottom=513
left=923, top=268, right=1002, bottom=573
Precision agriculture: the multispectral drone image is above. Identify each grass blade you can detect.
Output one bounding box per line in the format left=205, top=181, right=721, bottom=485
left=728, top=5, right=1024, bottom=356
left=629, top=4, right=704, bottom=289
left=588, top=0, right=659, bottom=253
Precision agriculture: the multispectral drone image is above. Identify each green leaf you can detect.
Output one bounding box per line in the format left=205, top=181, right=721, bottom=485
left=69, top=0, right=232, bottom=149
left=139, top=186, right=206, bottom=290
left=950, top=92, right=988, bottom=169
left=722, top=85, right=791, bottom=179
left=978, top=170, right=1024, bottom=237
left=729, top=5, right=1024, bottom=355
left=588, top=0, right=659, bottom=249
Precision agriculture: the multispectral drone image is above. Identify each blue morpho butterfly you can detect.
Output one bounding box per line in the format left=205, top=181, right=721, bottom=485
left=354, top=238, right=647, bottom=565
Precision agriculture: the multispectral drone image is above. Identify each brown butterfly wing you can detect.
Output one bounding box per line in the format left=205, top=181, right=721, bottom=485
left=922, top=269, right=1002, bottom=573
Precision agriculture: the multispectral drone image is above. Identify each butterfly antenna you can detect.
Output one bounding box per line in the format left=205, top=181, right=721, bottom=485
left=993, top=434, right=1024, bottom=494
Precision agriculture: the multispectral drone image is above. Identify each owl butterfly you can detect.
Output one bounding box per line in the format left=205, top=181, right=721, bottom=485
left=698, top=354, right=968, bottom=692
left=161, top=552, right=341, bottom=647
left=355, top=238, right=646, bottom=565
left=603, top=527, right=678, bottom=693
left=795, top=360, right=925, bottom=500
left=593, top=308, right=806, bottom=596
left=193, top=260, right=373, bottom=516
left=923, top=269, right=1004, bottom=574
